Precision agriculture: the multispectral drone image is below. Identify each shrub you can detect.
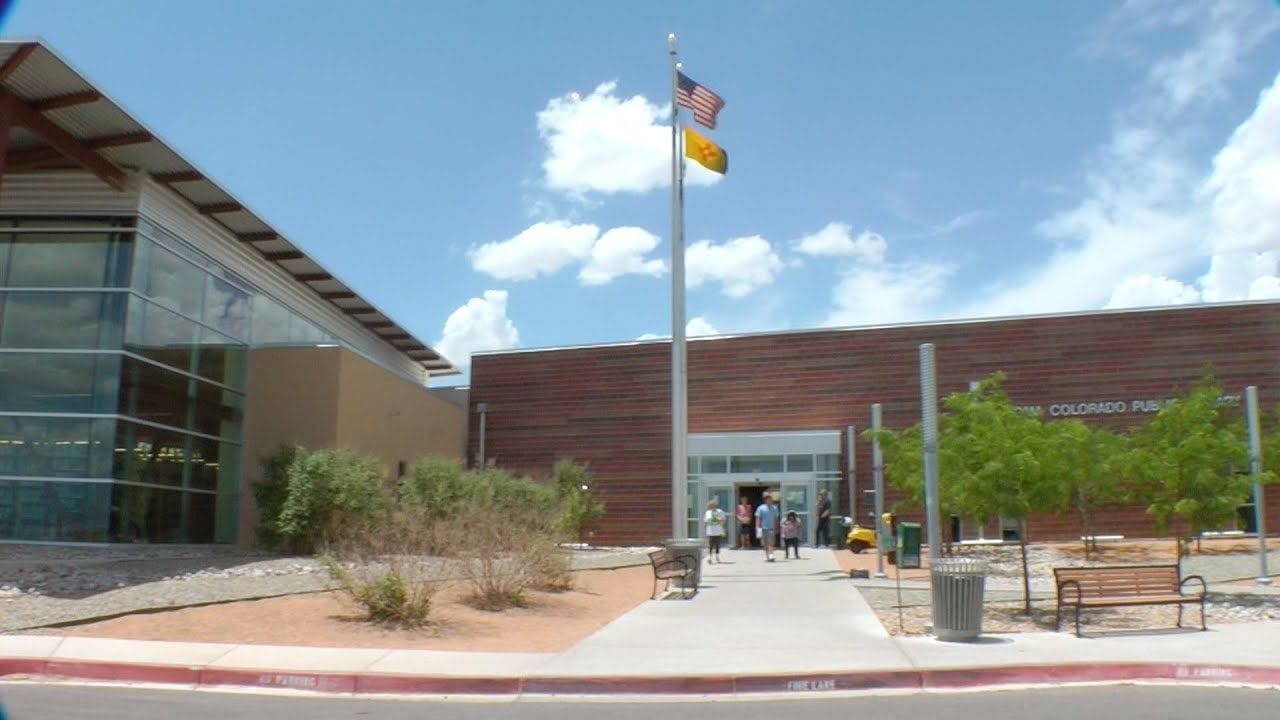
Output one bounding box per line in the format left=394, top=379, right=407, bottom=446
left=553, top=459, right=605, bottom=544
left=277, top=448, right=392, bottom=551
left=399, top=456, right=471, bottom=518
left=252, top=444, right=305, bottom=549
left=320, top=506, right=440, bottom=627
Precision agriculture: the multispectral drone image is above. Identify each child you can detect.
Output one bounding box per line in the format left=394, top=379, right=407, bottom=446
left=780, top=511, right=802, bottom=559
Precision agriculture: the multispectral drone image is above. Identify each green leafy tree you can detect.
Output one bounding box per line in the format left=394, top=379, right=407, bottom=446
left=1126, top=370, right=1251, bottom=554
left=1041, top=420, right=1130, bottom=559
left=943, top=374, right=1059, bottom=613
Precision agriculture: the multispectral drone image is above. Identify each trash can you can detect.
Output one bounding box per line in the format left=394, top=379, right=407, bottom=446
left=930, top=557, right=988, bottom=641
left=663, top=538, right=704, bottom=591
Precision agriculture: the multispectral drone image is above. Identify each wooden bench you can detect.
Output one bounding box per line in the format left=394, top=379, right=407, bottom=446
left=647, top=548, right=695, bottom=599
left=1054, top=564, right=1207, bottom=637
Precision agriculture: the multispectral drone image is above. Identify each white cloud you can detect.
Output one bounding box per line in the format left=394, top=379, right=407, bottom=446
left=1105, top=274, right=1201, bottom=309
left=959, top=2, right=1278, bottom=319
left=578, top=226, right=667, bottom=285
left=1197, top=73, right=1280, bottom=302
left=435, top=290, right=520, bottom=370
left=794, top=222, right=887, bottom=262
left=469, top=221, right=598, bottom=281
left=686, top=316, right=720, bottom=336
left=537, top=82, right=722, bottom=197
left=686, top=236, right=784, bottom=298
left=636, top=316, right=721, bottom=341
left=826, top=262, right=954, bottom=327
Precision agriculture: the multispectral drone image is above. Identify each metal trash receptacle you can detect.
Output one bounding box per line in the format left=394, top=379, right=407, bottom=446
left=663, top=538, right=704, bottom=591
left=930, top=557, right=988, bottom=641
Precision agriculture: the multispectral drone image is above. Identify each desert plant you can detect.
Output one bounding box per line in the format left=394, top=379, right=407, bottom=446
left=276, top=448, right=392, bottom=551
left=553, top=459, right=605, bottom=544
left=319, top=506, right=441, bottom=627
left=252, top=444, right=306, bottom=549
left=525, top=533, right=574, bottom=592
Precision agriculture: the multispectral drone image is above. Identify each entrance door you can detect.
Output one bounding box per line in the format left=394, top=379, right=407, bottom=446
left=735, top=484, right=765, bottom=548
left=706, top=484, right=734, bottom=544
left=781, top=482, right=811, bottom=545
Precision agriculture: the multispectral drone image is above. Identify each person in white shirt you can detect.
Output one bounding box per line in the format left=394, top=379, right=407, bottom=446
left=703, top=499, right=727, bottom=563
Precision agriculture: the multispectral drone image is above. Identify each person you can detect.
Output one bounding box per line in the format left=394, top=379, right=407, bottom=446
left=815, top=489, right=832, bottom=547
left=736, top=496, right=754, bottom=549
left=780, top=511, right=802, bottom=559
left=703, top=499, right=727, bottom=563
left=755, top=494, right=780, bottom=562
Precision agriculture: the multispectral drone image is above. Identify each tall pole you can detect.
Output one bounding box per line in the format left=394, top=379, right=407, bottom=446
left=920, top=343, right=941, bottom=562
left=1246, top=386, right=1271, bottom=585
left=669, top=33, right=689, bottom=539
left=845, top=424, right=856, bottom=523
left=872, top=403, right=886, bottom=578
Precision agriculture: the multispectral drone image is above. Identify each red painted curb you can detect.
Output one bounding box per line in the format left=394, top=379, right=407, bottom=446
left=3, top=659, right=1280, bottom=696
left=356, top=674, right=521, bottom=696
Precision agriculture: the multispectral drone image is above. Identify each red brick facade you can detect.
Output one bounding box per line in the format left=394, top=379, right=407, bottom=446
left=468, top=302, right=1280, bottom=546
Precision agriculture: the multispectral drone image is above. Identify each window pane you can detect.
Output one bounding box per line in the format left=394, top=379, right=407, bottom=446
left=0, top=416, right=114, bottom=478
left=786, top=454, right=814, bottom=472
left=197, top=326, right=247, bottom=388
left=0, top=292, right=126, bottom=348
left=112, top=421, right=188, bottom=488
left=117, top=355, right=191, bottom=430
left=816, top=454, right=841, bottom=472
left=193, top=381, right=244, bottom=440
left=701, top=456, right=727, bottom=473
left=142, top=243, right=204, bottom=318
left=189, top=435, right=240, bottom=492
left=730, top=455, right=784, bottom=473
left=0, top=234, right=9, bottom=283
left=126, top=296, right=196, bottom=372
left=188, top=490, right=215, bottom=543
left=0, top=352, right=119, bottom=413
left=110, top=482, right=184, bottom=542
left=4, top=232, right=131, bottom=287
left=289, top=314, right=329, bottom=344
left=0, top=479, right=112, bottom=542
left=251, top=295, right=290, bottom=345
left=203, top=275, right=251, bottom=341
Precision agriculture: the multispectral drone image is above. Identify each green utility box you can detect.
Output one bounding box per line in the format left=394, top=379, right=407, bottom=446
left=897, top=521, right=922, bottom=569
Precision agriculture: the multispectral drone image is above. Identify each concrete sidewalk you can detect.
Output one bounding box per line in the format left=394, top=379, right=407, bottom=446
left=1, top=547, right=1279, bottom=697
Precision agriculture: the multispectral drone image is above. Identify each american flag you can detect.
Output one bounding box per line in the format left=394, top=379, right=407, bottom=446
left=676, top=71, right=725, bottom=130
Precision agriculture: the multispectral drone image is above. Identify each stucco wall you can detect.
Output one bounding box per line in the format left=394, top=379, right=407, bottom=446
left=468, top=302, right=1280, bottom=545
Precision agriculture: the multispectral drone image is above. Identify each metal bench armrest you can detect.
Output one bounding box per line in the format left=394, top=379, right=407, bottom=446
left=1058, top=579, right=1082, bottom=604
left=1180, top=574, right=1208, bottom=597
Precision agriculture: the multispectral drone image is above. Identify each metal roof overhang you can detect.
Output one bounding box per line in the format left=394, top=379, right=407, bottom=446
left=0, top=40, right=458, bottom=376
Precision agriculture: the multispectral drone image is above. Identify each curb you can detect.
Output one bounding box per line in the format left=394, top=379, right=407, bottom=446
left=3, top=659, right=1280, bottom=696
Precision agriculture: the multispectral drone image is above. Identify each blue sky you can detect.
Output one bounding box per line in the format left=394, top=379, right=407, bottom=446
left=8, top=1, right=1280, bottom=384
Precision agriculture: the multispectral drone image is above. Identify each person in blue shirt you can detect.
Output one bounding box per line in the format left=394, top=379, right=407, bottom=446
left=755, top=494, right=780, bottom=562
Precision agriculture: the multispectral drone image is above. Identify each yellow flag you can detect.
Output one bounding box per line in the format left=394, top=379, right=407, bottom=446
left=684, top=126, right=728, bottom=175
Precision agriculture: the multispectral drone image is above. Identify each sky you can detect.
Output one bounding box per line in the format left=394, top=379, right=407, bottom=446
left=6, top=1, right=1280, bottom=385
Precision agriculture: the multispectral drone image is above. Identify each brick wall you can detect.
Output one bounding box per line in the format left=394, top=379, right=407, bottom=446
left=468, top=303, right=1280, bottom=545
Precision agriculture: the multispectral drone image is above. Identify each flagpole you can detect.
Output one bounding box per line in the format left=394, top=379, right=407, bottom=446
left=669, top=33, right=689, bottom=540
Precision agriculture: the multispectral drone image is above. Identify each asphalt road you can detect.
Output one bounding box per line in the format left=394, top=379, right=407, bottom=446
left=2, top=683, right=1279, bottom=719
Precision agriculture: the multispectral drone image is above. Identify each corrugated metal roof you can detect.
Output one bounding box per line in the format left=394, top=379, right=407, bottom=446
left=0, top=40, right=457, bottom=376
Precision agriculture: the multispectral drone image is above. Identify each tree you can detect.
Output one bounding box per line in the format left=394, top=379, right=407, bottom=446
left=1126, top=370, right=1251, bottom=554
left=1041, top=420, right=1130, bottom=559
left=942, top=374, right=1059, bottom=614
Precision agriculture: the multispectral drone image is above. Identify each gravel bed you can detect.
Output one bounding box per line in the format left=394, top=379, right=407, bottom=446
left=0, top=544, right=651, bottom=633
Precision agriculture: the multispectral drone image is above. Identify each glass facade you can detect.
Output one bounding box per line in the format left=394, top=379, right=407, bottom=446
left=0, top=215, right=366, bottom=543
left=688, top=449, right=842, bottom=544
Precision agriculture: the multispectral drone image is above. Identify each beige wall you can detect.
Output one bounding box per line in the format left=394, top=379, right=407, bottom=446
left=237, top=346, right=464, bottom=546
left=334, top=349, right=466, bottom=477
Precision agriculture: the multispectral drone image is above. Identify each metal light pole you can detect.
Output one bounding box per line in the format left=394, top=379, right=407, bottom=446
left=920, top=343, right=941, bottom=562
left=846, top=424, right=856, bottom=539
left=475, top=402, right=488, bottom=469
left=872, top=403, right=887, bottom=578
left=1246, top=386, right=1271, bottom=585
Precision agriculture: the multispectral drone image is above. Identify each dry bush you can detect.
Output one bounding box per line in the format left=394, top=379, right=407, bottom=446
left=320, top=506, right=441, bottom=627
left=525, top=535, right=574, bottom=592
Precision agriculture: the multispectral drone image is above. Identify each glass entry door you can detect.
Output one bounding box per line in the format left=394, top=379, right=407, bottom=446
left=706, top=484, right=734, bottom=543
left=780, top=482, right=811, bottom=545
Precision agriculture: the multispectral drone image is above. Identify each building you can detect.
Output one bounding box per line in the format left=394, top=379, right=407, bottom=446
left=0, top=41, right=463, bottom=544
left=468, top=301, right=1280, bottom=546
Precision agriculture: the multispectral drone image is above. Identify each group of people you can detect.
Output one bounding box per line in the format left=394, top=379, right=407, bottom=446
left=701, top=488, right=833, bottom=563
